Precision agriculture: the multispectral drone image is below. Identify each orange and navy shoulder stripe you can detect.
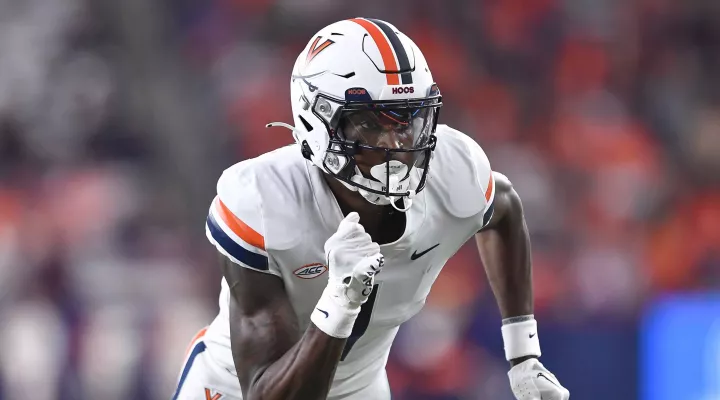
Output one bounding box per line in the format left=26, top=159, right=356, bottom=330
left=484, top=174, right=494, bottom=203
left=482, top=174, right=495, bottom=227
left=172, top=327, right=208, bottom=400
left=350, top=18, right=413, bottom=85
left=183, top=327, right=208, bottom=358
left=206, top=196, right=269, bottom=271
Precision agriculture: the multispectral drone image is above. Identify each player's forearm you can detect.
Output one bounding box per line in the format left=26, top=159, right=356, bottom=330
left=476, top=188, right=533, bottom=319
left=245, top=213, right=381, bottom=399
left=234, top=323, right=346, bottom=400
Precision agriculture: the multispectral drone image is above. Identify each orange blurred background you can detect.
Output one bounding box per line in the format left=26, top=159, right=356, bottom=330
left=0, top=1, right=717, bottom=399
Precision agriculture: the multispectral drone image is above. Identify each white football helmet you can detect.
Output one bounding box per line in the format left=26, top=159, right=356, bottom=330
left=268, top=18, right=442, bottom=212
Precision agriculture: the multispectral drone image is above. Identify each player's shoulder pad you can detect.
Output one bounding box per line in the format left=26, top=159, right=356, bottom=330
left=427, top=125, right=495, bottom=218
left=214, top=145, right=312, bottom=251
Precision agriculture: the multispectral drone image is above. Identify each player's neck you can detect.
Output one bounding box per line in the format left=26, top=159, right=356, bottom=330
left=323, top=174, right=407, bottom=244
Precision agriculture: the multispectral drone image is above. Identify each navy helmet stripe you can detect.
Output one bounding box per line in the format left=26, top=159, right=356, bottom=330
left=367, top=19, right=413, bottom=84
left=207, top=213, right=269, bottom=271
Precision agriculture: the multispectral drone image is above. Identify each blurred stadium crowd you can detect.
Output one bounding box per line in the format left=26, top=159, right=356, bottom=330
left=0, top=0, right=718, bottom=399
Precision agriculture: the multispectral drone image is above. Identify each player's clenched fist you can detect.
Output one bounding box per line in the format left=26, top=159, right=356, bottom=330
left=311, top=212, right=384, bottom=338
left=324, top=212, right=384, bottom=306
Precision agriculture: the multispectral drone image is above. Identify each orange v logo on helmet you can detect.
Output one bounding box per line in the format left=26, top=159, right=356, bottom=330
left=306, top=36, right=335, bottom=65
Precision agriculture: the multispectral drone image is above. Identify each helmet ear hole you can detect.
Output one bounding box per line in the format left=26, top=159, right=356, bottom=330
left=301, top=140, right=314, bottom=160
left=298, top=115, right=314, bottom=132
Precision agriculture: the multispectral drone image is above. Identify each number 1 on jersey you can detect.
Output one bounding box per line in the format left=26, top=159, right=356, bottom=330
left=340, top=284, right=379, bottom=361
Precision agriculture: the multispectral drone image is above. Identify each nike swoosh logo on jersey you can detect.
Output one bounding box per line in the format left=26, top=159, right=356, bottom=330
left=529, top=332, right=536, bottom=338
left=316, top=308, right=329, bottom=318
left=411, top=243, right=440, bottom=260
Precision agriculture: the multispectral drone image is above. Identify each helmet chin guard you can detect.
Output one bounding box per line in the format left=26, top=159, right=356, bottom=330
left=345, top=161, right=415, bottom=211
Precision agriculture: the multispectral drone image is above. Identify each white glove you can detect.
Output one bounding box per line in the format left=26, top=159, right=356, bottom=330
left=311, top=212, right=384, bottom=338
left=324, top=212, right=384, bottom=307
left=508, top=358, right=569, bottom=400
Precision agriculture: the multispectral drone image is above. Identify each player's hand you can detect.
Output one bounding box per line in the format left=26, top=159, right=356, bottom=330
left=324, top=212, right=384, bottom=308
left=508, top=358, right=569, bottom=400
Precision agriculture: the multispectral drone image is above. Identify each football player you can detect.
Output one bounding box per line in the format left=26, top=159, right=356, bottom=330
left=172, top=18, right=569, bottom=400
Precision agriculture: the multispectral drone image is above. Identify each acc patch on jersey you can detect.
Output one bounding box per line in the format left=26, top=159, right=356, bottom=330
left=293, top=263, right=328, bottom=279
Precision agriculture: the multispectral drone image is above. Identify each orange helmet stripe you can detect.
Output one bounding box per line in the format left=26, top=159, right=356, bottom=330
left=350, top=18, right=400, bottom=85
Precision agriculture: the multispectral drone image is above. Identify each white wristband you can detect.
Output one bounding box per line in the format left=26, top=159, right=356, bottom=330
left=501, top=315, right=542, bottom=361
left=311, top=286, right=361, bottom=338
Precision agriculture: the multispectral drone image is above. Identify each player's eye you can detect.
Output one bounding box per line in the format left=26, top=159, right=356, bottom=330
left=360, top=121, right=375, bottom=130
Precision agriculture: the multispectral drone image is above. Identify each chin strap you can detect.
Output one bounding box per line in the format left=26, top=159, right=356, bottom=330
left=391, top=192, right=414, bottom=212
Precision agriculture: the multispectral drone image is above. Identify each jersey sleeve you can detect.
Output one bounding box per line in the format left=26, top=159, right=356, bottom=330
left=463, top=135, right=496, bottom=230
left=205, top=166, right=281, bottom=277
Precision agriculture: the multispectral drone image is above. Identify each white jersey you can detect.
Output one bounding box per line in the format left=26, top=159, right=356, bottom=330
left=201, top=125, right=495, bottom=399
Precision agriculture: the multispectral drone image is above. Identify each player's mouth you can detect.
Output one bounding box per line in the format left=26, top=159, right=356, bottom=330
left=354, top=149, right=414, bottom=179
